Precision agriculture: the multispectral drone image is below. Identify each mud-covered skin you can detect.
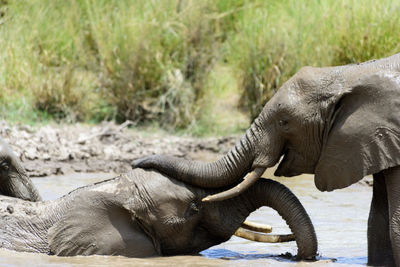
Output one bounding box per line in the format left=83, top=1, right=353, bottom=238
left=133, top=53, right=400, bottom=265
left=0, top=169, right=317, bottom=259
left=0, top=137, right=41, bottom=201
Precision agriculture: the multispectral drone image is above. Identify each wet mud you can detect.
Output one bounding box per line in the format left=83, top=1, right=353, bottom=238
left=0, top=121, right=236, bottom=177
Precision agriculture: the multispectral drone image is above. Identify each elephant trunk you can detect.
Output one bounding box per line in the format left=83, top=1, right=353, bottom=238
left=245, top=179, right=318, bottom=260
left=132, top=118, right=264, bottom=188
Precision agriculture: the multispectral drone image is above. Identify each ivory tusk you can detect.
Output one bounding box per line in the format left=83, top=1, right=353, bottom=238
left=241, top=220, right=272, bottom=233
left=234, top=227, right=295, bottom=243
left=202, top=167, right=266, bottom=202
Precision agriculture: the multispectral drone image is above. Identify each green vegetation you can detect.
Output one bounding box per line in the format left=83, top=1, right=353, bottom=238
left=228, top=0, right=400, bottom=119
left=1, top=0, right=399, bottom=134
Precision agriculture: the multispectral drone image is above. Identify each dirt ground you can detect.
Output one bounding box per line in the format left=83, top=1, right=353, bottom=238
left=0, top=120, right=237, bottom=177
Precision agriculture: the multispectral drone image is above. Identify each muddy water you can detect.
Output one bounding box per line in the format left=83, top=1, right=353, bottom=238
left=0, top=170, right=372, bottom=266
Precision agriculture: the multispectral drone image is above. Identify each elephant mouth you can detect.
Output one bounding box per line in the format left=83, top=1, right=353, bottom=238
left=234, top=221, right=295, bottom=243
left=275, top=149, right=316, bottom=177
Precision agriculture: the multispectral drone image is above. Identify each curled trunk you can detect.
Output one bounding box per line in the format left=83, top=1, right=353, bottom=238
left=243, top=178, right=318, bottom=260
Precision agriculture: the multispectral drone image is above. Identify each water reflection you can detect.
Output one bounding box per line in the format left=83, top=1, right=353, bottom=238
left=201, top=248, right=293, bottom=262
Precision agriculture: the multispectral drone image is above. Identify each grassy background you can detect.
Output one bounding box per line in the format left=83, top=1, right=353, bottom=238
left=1, top=0, right=399, bottom=135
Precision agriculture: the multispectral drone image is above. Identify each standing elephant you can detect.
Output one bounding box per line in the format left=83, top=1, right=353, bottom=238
left=133, top=53, right=400, bottom=266
left=0, top=137, right=41, bottom=201
left=0, top=168, right=317, bottom=259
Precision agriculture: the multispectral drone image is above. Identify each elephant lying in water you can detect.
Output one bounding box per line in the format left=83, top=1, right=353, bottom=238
left=0, top=168, right=317, bottom=259
left=0, top=137, right=41, bottom=201
left=133, top=53, right=400, bottom=266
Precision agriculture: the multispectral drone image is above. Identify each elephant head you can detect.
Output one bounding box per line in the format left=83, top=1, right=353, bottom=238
left=0, top=168, right=317, bottom=260
left=132, top=53, right=400, bottom=199
left=0, top=137, right=41, bottom=201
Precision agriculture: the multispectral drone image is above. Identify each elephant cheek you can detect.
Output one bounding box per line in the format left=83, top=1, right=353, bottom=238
left=274, top=155, right=299, bottom=177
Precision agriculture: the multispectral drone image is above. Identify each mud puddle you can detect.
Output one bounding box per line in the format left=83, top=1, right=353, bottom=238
left=0, top=169, right=371, bottom=266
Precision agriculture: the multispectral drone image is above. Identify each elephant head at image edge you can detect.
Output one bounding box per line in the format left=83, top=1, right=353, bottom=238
left=0, top=137, right=41, bottom=201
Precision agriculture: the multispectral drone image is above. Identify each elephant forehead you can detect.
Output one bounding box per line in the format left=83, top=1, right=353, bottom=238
left=127, top=169, right=199, bottom=225
left=126, top=168, right=197, bottom=203
left=143, top=171, right=196, bottom=203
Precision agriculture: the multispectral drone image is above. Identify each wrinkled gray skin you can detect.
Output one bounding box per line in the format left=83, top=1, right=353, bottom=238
left=133, top=53, right=400, bottom=266
left=0, top=169, right=317, bottom=259
left=0, top=137, right=41, bottom=201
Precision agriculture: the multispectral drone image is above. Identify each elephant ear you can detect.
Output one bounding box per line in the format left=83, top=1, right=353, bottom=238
left=315, top=70, right=400, bottom=191
left=48, top=194, right=159, bottom=257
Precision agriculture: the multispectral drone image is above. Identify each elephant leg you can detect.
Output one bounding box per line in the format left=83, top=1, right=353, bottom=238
left=368, top=172, right=394, bottom=266
left=384, top=166, right=400, bottom=266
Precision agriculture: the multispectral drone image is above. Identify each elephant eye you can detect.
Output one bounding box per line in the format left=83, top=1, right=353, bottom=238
left=0, top=161, right=9, bottom=171
left=185, top=200, right=201, bottom=218
left=279, top=120, right=288, bottom=127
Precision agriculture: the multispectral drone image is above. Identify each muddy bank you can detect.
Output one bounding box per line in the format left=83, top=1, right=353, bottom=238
left=0, top=121, right=236, bottom=177
left=0, top=120, right=372, bottom=186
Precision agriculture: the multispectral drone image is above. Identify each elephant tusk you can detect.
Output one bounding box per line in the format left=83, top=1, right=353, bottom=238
left=202, top=167, right=266, bottom=202
left=234, top=227, right=295, bottom=243
left=241, top=220, right=272, bottom=233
